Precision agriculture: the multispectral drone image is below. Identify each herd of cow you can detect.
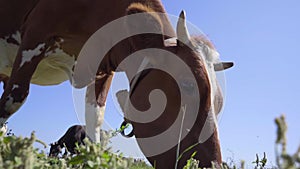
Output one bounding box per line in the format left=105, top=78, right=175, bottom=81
left=0, top=0, right=233, bottom=168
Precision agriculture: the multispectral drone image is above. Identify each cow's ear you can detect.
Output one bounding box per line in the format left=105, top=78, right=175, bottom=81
left=214, top=62, right=234, bottom=71
left=126, top=3, right=165, bottom=50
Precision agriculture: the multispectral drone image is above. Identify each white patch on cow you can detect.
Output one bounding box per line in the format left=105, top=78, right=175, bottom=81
left=0, top=127, right=7, bottom=134
left=12, top=84, right=19, bottom=91
left=0, top=34, right=20, bottom=77
left=4, top=95, right=24, bottom=114
left=2, top=31, right=21, bottom=44
left=20, top=43, right=46, bottom=67
left=0, top=118, right=7, bottom=134
left=164, top=37, right=177, bottom=47
left=85, top=103, right=105, bottom=143
left=196, top=43, right=220, bottom=114
left=197, top=42, right=220, bottom=142
left=1, top=33, right=75, bottom=85
left=11, top=32, right=21, bottom=44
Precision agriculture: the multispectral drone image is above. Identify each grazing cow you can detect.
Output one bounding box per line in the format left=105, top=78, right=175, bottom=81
left=0, top=0, right=233, bottom=168
left=49, top=125, right=86, bottom=157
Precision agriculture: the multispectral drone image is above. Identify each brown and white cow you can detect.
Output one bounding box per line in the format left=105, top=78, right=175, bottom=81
left=0, top=0, right=233, bottom=168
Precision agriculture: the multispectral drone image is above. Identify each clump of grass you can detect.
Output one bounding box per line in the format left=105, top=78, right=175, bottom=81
left=0, top=131, right=151, bottom=169
left=252, top=152, right=267, bottom=169
left=1, top=114, right=299, bottom=169
left=0, top=131, right=49, bottom=169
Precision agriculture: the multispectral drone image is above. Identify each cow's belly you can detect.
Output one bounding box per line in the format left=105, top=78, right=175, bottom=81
left=0, top=34, right=75, bottom=86
left=31, top=49, right=75, bottom=86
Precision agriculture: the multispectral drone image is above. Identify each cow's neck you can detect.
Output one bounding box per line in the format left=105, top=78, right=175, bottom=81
left=101, top=38, right=129, bottom=73
left=104, top=0, right=175, bottom=71
left=57, top=137, right=65, bottom=146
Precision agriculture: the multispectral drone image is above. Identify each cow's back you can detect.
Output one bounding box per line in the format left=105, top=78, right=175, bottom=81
left=2, top=0, right=172, bottom=55
left=0, top=0, right=174, bottom=85
left=0, top=0, right=39, bottom=38
left=62, top=125, right=85, bottom=152
left=1, top=0, right=122, bottom=85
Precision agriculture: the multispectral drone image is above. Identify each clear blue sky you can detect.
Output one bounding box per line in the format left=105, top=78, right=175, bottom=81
left=1, top=0, right=299, bottom=167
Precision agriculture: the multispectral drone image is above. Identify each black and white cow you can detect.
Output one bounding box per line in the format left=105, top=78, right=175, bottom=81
left=49, top=125, right=86, bottom=157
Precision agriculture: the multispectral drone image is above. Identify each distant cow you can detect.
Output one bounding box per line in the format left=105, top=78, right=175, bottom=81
left=49, top=125, right=86, bottom=157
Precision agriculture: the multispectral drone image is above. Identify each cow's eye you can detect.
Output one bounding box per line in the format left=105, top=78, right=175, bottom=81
left=180, top=80, right=196, bottom=95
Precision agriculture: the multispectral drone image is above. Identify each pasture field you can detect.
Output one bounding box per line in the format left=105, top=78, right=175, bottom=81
left=0, top=115, right=299, bottom=169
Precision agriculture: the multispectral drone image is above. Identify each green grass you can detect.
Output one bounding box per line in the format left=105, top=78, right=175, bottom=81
left=183, top=114, right=300, bottom=169
left=0, top=115, right=299, bottom=169
left=0, top=131, right=152, bottom=169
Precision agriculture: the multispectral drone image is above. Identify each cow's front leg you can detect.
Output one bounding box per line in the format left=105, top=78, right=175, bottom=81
left=0, top=39, right=51, bottom=130
left=85, top=72, right=114, bottom=143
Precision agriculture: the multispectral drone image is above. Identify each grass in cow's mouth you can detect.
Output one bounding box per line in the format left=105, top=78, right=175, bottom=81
left=0, top=115, right=299, bottom=169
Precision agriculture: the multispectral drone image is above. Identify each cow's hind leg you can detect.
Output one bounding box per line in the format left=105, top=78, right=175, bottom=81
left=0, top=74, right=9, bottom=90
left=85, top=72, right=114, bottom=143
left=0, top=36, right=58, bottom=129
left=0, top=75, right=9, bottom=133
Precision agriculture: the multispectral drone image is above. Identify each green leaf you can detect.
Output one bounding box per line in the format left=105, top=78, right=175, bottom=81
left=87, top=160, right=94, bottom=167
left=14, top=156, right=22, bottom=165
left=177, top=142, right=199, bottom=162
left=3, top=136, right=13, bottom=144
left=68, top=155, right=85, bottom=165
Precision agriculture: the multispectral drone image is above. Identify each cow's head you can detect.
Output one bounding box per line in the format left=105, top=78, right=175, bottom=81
left=49, top=142, right=62, bottom=157
left=117, top=6, right=233, bottom=168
